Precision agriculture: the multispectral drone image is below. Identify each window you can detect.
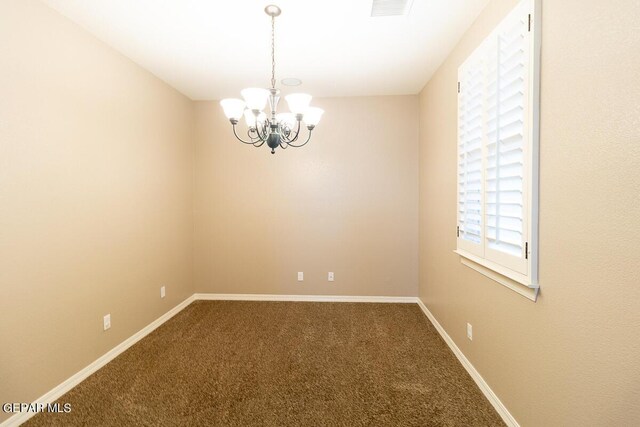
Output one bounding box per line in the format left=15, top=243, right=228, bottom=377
left=456, top=0, right=540, bottom=299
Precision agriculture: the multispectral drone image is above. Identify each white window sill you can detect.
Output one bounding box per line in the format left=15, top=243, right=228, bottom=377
left=454, top=250, right=539, bottom=302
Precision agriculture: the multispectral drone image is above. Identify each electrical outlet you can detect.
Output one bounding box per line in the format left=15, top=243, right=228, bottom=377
left=160, top=286, right=166, bottom=298
left=466, top=323, right=473, bottom=341
left=328, top=272, right=334, bottom=282
left=103, top=314, right=111, bottom=331
left=297, top=272, right=304, bottom=281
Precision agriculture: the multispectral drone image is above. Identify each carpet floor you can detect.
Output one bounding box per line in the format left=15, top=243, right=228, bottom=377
left=26, top=301, right=504, bottom=426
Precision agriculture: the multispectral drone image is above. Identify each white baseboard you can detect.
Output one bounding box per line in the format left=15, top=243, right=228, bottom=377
left=0, top=295, right=195, bottom=427
left=193, top=293, right=417, bottom=303
left=415, top=298, right=519, bottom=427
left=2, top=293, right=517, bottom=427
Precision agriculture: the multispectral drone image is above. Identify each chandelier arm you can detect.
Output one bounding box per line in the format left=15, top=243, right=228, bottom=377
left=279, top=129, right=292, bottom=143
left=247, top=128, right=264, bottom=144
left=280, top=121, right=301, bottom=143
left=249, top=121, right=268, bottom=142
left=233, top=124, right=261, bottom=145
left=252, top=115, right=263, bottom=137
left=243, top=126, right=266, bottom=147
left=257, top=121, right=270, bottom=140
left=290, top=121, right=302, bottom=142
left=281, top=126, right=291, bottom=139
left=284, top=128, right=313, bottom=148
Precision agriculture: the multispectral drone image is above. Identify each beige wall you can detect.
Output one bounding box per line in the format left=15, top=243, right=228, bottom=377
left=418, top=0, right=640, bottom=425
left=0, top=0, right=194, bottom=420
left=194, top=96, right=419, bottom=297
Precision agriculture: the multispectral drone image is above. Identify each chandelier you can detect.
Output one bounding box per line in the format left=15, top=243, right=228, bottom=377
left=220, top=5, right=323, bottom=154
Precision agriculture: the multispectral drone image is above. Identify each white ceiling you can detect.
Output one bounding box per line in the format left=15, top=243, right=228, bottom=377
left=42, top=0, right=488, bottom=100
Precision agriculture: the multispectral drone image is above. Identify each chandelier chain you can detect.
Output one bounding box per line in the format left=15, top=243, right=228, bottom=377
left=271, top=16, right=276, bottom=89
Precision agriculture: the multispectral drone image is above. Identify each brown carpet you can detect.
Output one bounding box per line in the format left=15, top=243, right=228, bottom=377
left=26, top=301, right=504, bottom=426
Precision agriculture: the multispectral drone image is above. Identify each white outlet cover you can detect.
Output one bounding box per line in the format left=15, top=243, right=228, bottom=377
left=103, top=314, right=111, bottom=331
left=466, top=323, right=473, bottom=340
left=297, top=272, right=304, bottom=281
left=160, top=286, right=166, bottom=298
left=328, top=272, right=335, bottom=282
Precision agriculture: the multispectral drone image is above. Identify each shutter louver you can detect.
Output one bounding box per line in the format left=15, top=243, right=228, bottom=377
left=457, top=52, right=486, bottom=255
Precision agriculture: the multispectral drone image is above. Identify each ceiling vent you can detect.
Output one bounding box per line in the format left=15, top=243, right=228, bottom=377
left=371, top=0, right=414, bottom=17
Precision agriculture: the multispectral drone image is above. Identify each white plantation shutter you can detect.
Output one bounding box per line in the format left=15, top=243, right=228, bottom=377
left=457, top=0, right=537, bottom=281
left=484, top=3, right=529, bottom=274
left=457, top=50, right=486, bottom=256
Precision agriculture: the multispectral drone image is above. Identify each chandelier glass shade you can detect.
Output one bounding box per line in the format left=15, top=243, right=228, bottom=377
left=220, top=5, right=323, bottom=154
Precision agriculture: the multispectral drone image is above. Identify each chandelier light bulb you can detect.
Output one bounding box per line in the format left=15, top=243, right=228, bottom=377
left=220, top=98, right=246, bottom=121
left=285, top=93, right=312, bottom=116
left=241, top=88, right=270, bottom=112
left=303, top=107, right=324, bottom=127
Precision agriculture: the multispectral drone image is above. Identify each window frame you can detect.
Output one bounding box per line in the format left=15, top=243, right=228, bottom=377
left=455, top=0, right=540, bottom=301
